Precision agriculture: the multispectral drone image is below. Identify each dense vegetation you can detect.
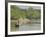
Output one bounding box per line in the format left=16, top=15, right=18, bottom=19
left=11, top=5, right=41, bottom=20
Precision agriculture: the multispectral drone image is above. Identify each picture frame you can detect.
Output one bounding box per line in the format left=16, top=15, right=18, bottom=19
left=5, top=1, right=45, bottom=37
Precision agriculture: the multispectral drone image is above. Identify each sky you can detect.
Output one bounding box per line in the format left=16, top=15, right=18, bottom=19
left=18, top=5, right=29, bottom=10
left=18, top=5, right=41, bottom=10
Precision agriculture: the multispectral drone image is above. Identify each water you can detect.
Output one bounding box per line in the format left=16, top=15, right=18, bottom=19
left=19, top=24, right=41, bottom=31
left=11, top=20, right=41, bottom=31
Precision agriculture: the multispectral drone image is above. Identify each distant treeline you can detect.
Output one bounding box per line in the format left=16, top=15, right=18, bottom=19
left=11, top=5, right=41, bottom=20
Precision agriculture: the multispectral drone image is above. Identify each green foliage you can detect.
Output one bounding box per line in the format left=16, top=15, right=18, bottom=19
left=27, top=7, right=41, bottom=19
left=11, top=5, right=41, bottom=20
left=11, top=5, right=22, bottom=19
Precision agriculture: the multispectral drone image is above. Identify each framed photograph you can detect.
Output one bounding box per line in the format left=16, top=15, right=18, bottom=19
left=5, top=1, right=45, bottom=37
